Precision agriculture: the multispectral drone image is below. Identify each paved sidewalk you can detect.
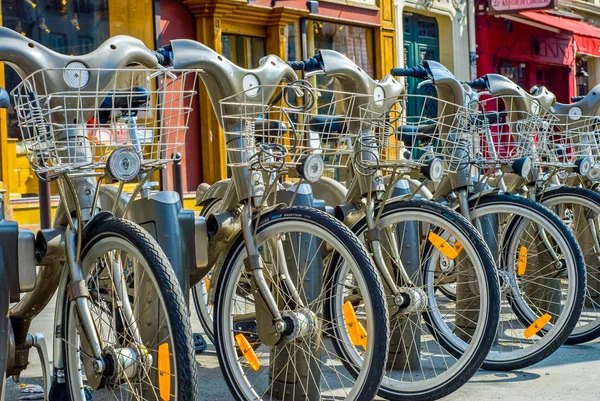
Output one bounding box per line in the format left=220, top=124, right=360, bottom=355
left=5, top=299, right=600, bottom=400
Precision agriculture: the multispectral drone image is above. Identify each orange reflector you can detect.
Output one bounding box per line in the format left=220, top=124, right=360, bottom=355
left=518, top=246, right=528, bottom=276
left=343, top=301, right=368, bottom=349
left=453, top=241, right=464, bottom=254
left=204, top=277, right=210, bottom=291
left=524, top=313, right=552, bottom=339
left=428, top=232, right=459, bottom=260
left=235, top=333, right=260, bottom=371
left=158, top=343, right=171, bottom=401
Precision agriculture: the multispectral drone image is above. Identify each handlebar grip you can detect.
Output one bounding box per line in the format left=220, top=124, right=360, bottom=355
left=465, top=77, right=488, bottom=90
left=390, top=66, right=428, bottom=79
left=154, top=45, right=172, bottom=66
left=571, top=95, right=585, bottom=102
left=286, top=54, right=323, bottom=72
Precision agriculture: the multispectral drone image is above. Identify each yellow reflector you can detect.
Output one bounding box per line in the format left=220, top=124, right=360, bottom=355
left=158, top=343, right=171, bottom=401
left=524, top=313, right=552, bottom=339
left=343, top=301, right=368, bottom=349
left=453, top=241, right=463, bottom=254
left=428, top=232, right=459, bottom=260
left=235, top=333, right=260, bottom=371
left=204, top=277, right=210, bottom=291
left=518, top=246, right=528, bottom=276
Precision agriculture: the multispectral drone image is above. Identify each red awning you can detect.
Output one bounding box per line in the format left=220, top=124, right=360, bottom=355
left=520, top=11, right=600, bottom=56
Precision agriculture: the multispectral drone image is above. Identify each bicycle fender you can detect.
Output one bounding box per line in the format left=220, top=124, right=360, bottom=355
left=196, top=179, right=231, bottom=206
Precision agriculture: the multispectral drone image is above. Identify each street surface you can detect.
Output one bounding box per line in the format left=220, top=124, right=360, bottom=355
left=4, top=297, right=600, bottom=400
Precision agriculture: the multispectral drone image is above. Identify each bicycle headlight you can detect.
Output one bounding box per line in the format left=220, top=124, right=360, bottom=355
left=576, top=157, right=593, bottom=177
left=297, top=154, right=324, bottom=183
left=106, top=148, right=141, bottom=183
left=512, top=157, right=532, bottom=178
left=588, top=165, right=600, bottom=181
left=421, top=157, right=444, bottom=182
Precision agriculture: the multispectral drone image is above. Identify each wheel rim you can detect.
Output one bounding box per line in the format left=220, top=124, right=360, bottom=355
left=470, top=202, right=579, bottom=363
left=217, top=219, right=379, bottom=400
left=64, top=236, right=178, bottom=400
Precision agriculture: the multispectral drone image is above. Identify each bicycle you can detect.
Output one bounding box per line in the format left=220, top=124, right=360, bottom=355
left=157, top=39, right=391, bottom=401
left=389, top=61, right=586, bottom=370
left=0, top=28, right=197, bottom=400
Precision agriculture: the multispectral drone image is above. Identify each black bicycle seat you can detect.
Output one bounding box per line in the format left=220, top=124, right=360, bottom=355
left=397, top=123, right=437, bottom=146
left=100, top=86, right=149, bottom=110
left=307, top=115, right=346, bottom=134
left=0, top=86, right=10, bottom=109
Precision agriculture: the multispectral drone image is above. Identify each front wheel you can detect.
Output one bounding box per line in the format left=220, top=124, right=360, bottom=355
left=214, top=206, right=389, bottom=401
left=350, top=199, right=500, bottom=401
left=62, top=216, right=197, bottom=401
left=469, top=194, right=585, bottom=370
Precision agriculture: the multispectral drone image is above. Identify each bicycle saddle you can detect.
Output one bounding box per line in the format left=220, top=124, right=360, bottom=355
left=307, top=115, right=346, bottom=134
left=254, top=118, right=286, bottom=140
left=97, top=87, right=149, bottom=124
left=397, top=123, right=437, bottom=146
left=0, top=86, right=9, bottom=109
left=100, top=86, right=149, bottom=110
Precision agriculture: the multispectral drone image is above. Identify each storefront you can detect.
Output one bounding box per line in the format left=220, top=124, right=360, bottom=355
left=476, top=10, right=600, bottom=103
left=0, top=0, right=397, bottom=225
left=174, top=0, right=397, bottom=187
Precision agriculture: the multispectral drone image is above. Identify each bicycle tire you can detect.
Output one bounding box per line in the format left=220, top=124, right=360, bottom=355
left=62, top=215, right=197, bottom=401
left=213, top=206, right=389, bottom=401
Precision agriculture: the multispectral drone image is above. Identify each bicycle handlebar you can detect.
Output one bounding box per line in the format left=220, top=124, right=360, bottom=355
left=286, top=54, right=323, bottom=72
left=154, top=45, right=173, bottom=66
left=390, top=66, right=428, bottom=79
left=464, top=77, right=488, bottom=90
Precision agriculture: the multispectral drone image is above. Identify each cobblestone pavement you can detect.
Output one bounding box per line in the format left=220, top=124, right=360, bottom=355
left=4, top=298, right=600, bottom=400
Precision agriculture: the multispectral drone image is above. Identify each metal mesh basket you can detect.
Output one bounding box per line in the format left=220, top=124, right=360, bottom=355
left=542, top=113, right=600, bottom=166
left=358, top=94, right=556, bottom=174
left=12, top=67, right=197, bottom=178
left=219, top=83, right=363, bottom=173
left=468, top=95, right=556, bottom=168
left=358, top=94, right=477, bottom=174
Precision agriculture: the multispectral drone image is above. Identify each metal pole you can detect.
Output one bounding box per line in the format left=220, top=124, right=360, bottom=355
left=38, top=180, right=51, bottom=229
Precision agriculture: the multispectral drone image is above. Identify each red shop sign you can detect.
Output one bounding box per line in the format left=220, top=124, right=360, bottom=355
left=488, top=0, right=557, bottom=15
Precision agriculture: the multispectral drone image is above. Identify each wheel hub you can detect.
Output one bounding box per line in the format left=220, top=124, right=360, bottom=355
left=281, top=309, right=317, bottom=342
left=395, top=287, right=428, bottom=314
left=103, top=346, right=152, bottom=385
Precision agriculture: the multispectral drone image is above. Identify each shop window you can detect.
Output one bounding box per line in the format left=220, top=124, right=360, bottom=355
left=286, top=23, right=298, bottom=62
left=221, top=33, right=266, bottom=69
left=498, top=60, right=526, bottom=89
left=1, top=0, right=110, bottom=196
left=306, top=20, right=374, bottom=78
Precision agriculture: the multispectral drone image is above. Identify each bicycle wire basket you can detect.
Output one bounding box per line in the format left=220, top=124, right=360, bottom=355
left=542, top=112, right=600, bottom=167
left=12, top=67, right=198, bottom=179
left=358, top=94, right=477, bottom=175
left=464, top=95, right=556, bottom=170
left=218, top=83, right=364, bottom=174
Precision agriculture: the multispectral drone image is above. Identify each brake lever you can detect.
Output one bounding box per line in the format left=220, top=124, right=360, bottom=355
left=417, top=79, right=433, bottom=89
left=305, top=70, right=325, bottom=78
left=148, top=64, right=178, bottom=81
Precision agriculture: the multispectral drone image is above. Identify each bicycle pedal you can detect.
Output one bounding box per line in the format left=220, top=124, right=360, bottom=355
left=193, top=333, right=207, bottom=354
